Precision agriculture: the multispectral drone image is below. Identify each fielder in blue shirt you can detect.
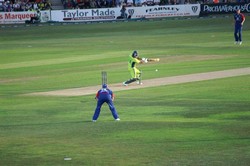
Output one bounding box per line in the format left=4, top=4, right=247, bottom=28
left=234, top=9, right=245, bottom=45
left=92, top=84, right=120, bottom=122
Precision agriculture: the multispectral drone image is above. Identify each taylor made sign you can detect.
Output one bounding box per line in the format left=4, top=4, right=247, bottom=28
left=201, top=3, right=250, bottom=14
left=59, top=9, right=116, bottom=21
left=51, top=4, right=200, bottom=22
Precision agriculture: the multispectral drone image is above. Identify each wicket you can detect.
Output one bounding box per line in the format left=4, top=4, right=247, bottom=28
left=101, top=71, right=107, bottom=84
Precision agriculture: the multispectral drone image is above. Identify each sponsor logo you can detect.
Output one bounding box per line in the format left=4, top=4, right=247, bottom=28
left=62, top=9, right=115, bottom=18
left=42, top=12, right=49, bottom=22
left=202, top=3, right=250, bottom=13
left=3, top=13, right=34, bottom=20
left=62, top=9, right=115, bottom=20
left=146, top=7, right=179, bottom=13
left=128, top=9, right=134, bottom=16
left=192, top=6, right=198, bottom=13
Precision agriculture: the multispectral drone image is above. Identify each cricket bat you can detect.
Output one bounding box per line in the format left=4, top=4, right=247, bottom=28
left=137, top=57, right=160, bottom=62
left=147, top=58, right=160, bottom=62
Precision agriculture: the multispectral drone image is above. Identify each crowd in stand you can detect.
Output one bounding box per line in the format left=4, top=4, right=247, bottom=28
left=0, top=0, right=51, bottom=12
left=0, top=0, right=249, bottom=12
left=62, top=0, right=250, bottom=9
left=62, top=0, right=186, bottom=9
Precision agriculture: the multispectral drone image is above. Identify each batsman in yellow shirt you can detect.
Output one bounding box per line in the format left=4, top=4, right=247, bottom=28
left=123, top=51, right=146, bottom=86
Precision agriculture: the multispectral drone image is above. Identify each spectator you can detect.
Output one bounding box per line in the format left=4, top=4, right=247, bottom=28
left=70, top=0, right=77, bottom=8
left=30, top=8, right=41, bottom=23
left=84, top=0, right=90, bottom=8
left=4, top=0, right=12, bottom=12
left=19, top=1, right=26, bottom=11
left=167, top=0, right=172, bottom=5
left=141, top=0, right=147, bottom=6
left=106, top=0, right=113, bottom=7
left=126, top=0, right=133, bottom=6
left=146, top=0, right=154, bottom=5
left=0, top=1, right=4, bottom=12
left=77, top=0, right=85, bottom=9
left=154, top=0, right=160, bottom=5
left=33, top=1, right=38, bottom=10
left=179, top=0, right=185, bottom=4
left=89, top=0, right=96, bottom=8
left=95, top=0, right=101, bottom=8
left=120, top=4, right=127, bottom=18
left=26, top=1, right=33, bottom=11
left=13, top=1, right=20, bottom=11
left=172, top=0, right=177, bottom=4
left=115, top=0, right=121, bottom=7
left=44, top=0, right=52, bottom=10
left=134, top=0, right=142, bottom=6
left=62, top=0, right=68, bottom=9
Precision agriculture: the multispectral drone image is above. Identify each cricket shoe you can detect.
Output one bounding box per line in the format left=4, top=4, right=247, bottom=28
left=115, top=118, right=120, bottom=121
left=239, top=41, right=242, bottom=45
left=92, top=120, right=96, bottom=122
left=123, top=82, right=128, bottom=86
left=137, top=81, right=143, bottom=85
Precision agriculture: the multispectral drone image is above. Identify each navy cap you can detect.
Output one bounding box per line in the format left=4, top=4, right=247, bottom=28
left=102, top=84, right=107, bottom=88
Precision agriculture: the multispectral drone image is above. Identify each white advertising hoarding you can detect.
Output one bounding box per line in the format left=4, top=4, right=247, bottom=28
left=0, top=10, right=50, bottom=24
left=0, top=5, right=200, bottom=24
left=51, top=4, right=200, bottom=22
left=51, top=8, right=118, bottom=22
left=131, top=4, right=200, bottom=19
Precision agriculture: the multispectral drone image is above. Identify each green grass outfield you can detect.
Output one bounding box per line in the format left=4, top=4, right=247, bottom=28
left=0, top=17, right=250, bottom=165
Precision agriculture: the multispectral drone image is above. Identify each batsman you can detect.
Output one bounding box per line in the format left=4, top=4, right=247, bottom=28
left=123, top=51, right=144, bottom=86
left=123, top=50, right=159, bottom=86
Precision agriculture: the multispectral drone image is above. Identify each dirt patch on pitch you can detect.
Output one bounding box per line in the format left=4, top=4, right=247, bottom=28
left=25, top=67, right=250, bottom=97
